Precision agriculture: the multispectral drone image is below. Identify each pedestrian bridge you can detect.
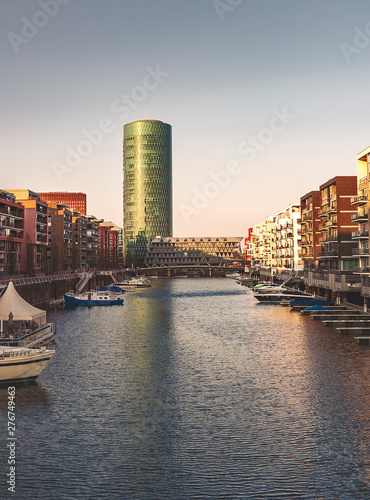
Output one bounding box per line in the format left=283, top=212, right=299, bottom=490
left=138, top=264, right=242, bottom=277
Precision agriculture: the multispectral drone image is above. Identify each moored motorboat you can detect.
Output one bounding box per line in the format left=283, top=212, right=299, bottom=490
left=64, top=291, right=124, bottom=306
left=225, top=272, right=241, bottom=278
left=116, top=278, right=151, bottom=288
left=254, top=289, right=315, bottom=304
left=0, top=346, right=54, bottom=384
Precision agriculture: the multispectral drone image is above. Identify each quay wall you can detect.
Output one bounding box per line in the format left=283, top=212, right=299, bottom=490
left=10, top=272, right=126, bottom=308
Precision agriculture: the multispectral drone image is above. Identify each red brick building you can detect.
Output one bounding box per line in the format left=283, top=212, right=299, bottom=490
left=98, top=224, right=119, bottom=269
left=317, top=176, right=357, bottom=271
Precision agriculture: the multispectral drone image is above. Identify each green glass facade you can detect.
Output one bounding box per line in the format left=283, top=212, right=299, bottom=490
left=123, top=120, right=172, bottom=264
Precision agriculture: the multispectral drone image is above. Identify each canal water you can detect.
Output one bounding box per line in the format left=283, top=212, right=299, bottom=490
left=2, top=277, right=370, bottom=499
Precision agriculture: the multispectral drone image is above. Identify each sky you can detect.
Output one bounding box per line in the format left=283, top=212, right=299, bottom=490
left=1, top=0, right=370, bottom=236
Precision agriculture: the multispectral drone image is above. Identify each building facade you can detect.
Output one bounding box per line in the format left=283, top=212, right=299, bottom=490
left=98, top=224, right=119, bottom=269
left=39, top=192, right=87, bottom=215
left=123, top=120, right=172, bottom=265
left=46, top=202, right=73, bottom=273
left=275, top=204, right=302, bottom=272
left=318, top=176, right=357, bottom=271
left=352, top=149, right=369, bottom=272
left=300, top=190, right=321, bottom=266
left=0, top=190, right=24, bottom=276
left=86, top=215, right=101, bottom=269
left=72, top=214, right=88, bottom=270
left=6, top=190, right=48, bottom=275
left=144, top=237, right=242, bottom=266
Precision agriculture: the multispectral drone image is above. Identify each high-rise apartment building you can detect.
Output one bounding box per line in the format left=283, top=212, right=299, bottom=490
left=123, top=120, right=172, bottom=264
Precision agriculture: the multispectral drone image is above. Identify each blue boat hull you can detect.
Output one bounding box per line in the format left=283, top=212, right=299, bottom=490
left=64, top=295, right=123, bottom=306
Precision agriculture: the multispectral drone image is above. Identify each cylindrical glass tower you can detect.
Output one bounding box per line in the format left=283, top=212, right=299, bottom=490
left=123, top=120, right=172, bottom=264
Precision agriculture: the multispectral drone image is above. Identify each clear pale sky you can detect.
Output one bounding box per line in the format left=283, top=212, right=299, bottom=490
left=1, top=0, right=370, bottom=236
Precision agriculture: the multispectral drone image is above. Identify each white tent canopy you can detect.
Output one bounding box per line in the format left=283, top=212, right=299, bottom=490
left=0, top=281, right=46, bottom=330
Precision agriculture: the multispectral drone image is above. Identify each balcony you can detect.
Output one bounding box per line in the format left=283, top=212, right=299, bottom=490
left=325, top=217, right=337, bottom=228
left=351, top=209, right=368, bottom=222
left=302, top=252, right=314, bottom=259
left=352, top=230, right=369, bottom=239
left=37, top=214, right=47, bottom=224
left=352, top=246, right=369, bottom=256
left=301, top=211, right=313, bottom=222
left=318, top=206, right=329, bottom=217
left=351, top=195, right=367, bottom=205
left=327, top=201, right=337, bottom=214
left=319, top=250, right=338, bottom=258
left=321, top=197, right=329, bottom=206
left=0, top=206, right=23, bottom=220
left=359, top=176, right=368, bottom=185
left=301, top=239, right=313, bottom=247
left=320, top=233, right=337, bottom=243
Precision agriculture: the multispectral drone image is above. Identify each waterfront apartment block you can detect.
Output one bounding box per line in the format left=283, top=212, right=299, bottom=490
left=317, top=176, right=357, bottom=271
left=144, top=237, right=242, bottom=266
left=300, top=190, right=321, bottom=265
left=98, top=223, right=120, bottom=269
left=352, top=148, right=369, bottom=273
left=247, top=204, right=302, bottom=280
left=243, top=228, right=253, bottom=268
left=45, top=202, right=73, bottom=273
left=0, top=190, right=24, bottom=275
left=99, top=221, right=123, bottom=267
left=6, top=189, right=48, bottom=275
left=39, top=192, right=87, bottom=215
left=301, top=176, right=360, bottom=300
left=275, top=204, right=302, bottom=273
left=249, top=217, right=276, bottom=271
left=72, top=213, right=88, bottom=270
left=86, top=215, right=101, bottom=269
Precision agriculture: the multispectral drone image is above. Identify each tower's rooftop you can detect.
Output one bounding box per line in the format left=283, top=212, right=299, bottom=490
left=131, top=119, right=163, bottom=124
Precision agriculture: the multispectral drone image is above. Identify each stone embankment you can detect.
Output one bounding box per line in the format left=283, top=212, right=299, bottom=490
left=0, top=271, right=126, bottom=308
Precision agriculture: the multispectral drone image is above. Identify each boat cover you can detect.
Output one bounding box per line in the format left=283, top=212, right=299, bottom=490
left=99, top=286, right=124, bottom=293
left=301, top=304, right=335, bottom=311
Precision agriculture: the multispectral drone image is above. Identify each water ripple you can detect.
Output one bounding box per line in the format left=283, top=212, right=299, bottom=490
left=1, top=278, right=370, bottom=499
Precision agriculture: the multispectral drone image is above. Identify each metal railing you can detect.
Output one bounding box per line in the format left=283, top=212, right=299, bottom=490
left=0, top=272, right=81, bottom=287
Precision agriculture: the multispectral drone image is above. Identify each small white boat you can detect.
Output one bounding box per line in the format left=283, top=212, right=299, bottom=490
left=116, top=278, right=151, bottom=288
left=225, top=272, right=241, bottom=278
left=254, top=289, right=314, bottom=304
left=0, top=346, right=54, bottom=384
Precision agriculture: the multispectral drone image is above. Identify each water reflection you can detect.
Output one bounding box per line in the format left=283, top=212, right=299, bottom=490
left=0, top=383, right=50, bottom=411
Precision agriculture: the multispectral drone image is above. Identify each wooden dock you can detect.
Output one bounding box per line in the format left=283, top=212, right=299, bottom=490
left=300, top=304, right=370, bottom=345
